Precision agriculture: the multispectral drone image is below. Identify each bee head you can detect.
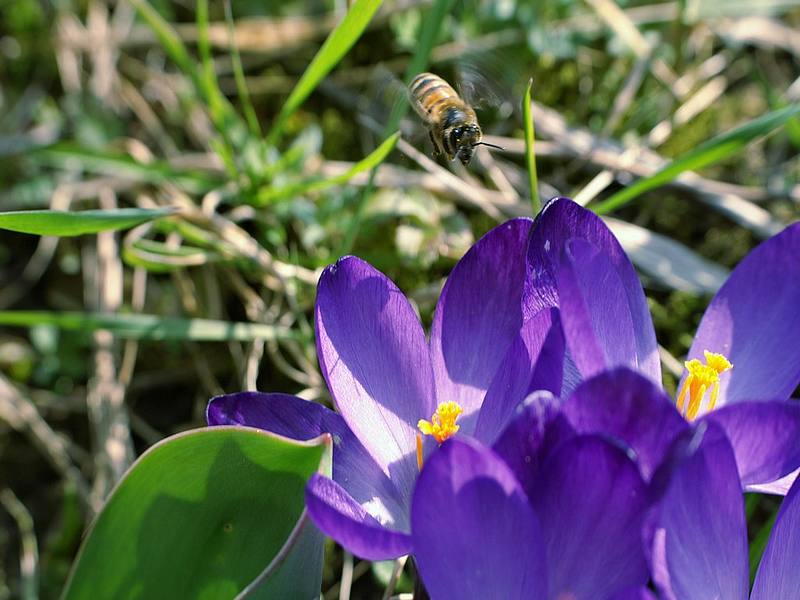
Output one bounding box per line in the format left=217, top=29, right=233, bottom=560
left=450, top=124, right=482, bottom=165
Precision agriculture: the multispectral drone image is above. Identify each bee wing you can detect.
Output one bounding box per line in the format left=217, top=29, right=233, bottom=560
left=359, top=64, right=433, bottom=146
left=362, top=64, right=419, bottom=137
left=455, top=49, right=520, bottom=114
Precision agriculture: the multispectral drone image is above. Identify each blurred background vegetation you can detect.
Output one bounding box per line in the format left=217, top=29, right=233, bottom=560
left=0, top=0, right=798, bottom=597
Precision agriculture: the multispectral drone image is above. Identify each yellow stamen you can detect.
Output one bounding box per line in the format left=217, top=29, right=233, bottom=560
left=675, top=351, right=732, bottom=420
left=416, top=434, right=424, bottom=471
left=417, top=401, right=463, bottom=444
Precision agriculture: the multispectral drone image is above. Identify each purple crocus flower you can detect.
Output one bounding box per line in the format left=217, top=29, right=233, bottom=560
left=410, top=432, right=652, bottom=599
left=207, top=218, right=564, bottom=560
left=531, top=197, right=800, bottom=494
left=647, top=420, right=800, bottom=599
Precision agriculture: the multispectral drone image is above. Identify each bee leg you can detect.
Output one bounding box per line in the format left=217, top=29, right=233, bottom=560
left=428, top=131, right=441, bottom=157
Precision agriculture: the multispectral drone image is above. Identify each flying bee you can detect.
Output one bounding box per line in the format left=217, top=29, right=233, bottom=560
left=408, top=72, right=503, bottom=166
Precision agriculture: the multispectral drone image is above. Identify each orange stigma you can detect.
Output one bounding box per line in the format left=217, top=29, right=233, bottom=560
left=416, top=401, right=463, bottom=469
left=676, top=350, right=732, bottom=420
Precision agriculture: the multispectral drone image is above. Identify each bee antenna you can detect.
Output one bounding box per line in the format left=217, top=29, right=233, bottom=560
left=473, top=141, right=504, bottom=151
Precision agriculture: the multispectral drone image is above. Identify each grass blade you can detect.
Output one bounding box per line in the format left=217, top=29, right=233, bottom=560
left=265, top=0, right=384, bottom=146
left=592, top=103, right=800, bottom=215
left=224, top=0, right=261, bottom=137
left=0, top=208, right=177, bottom=237
left=128, top=0, right=246, bottom=165
left=339, top=0, right=458, bottom=254
left=254, top=132, right=399, bottom=205
left=0, top=311, right=296, bottom=341
left=33, top=144, right=223, bottom=193
left=523, top=78, right=541, bottom=214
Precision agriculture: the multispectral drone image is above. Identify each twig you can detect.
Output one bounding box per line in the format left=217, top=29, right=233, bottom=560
left=84, top=188, right=134, bottom=508
left=381, top=556, right=409, bottom=600
left=0, top=376, right=91, bottom=505
left=0, top=489, right=38, bottom=600
left=339, top=551, right=354, bottom=600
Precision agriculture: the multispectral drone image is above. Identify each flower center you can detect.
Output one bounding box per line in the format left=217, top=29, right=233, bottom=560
left=416, top=401, right=463, bottom=469
left=676, top=350, right=732, bottom=420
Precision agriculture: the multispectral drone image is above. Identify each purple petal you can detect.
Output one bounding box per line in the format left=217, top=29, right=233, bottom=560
left=411, top=437, right=546, bottom=600
left=686, top=222, right=800, bottom=407
left=562, top=368, right=688, bottom=479
left=315, top=256, right=434, bottom=503
left=207, top=392, right=407, bottom=528
left=531, top=435, right=649, bottom=599
left=305, top=474, right=412, bottom=560
left=748, top=468, right=800, bottom=495
left=526, top=197, right=660, bottom=383
left=556, top=238, right=640, bottom=379
left=472, top=308, right=564, bottom=444
left=535, top=436, right=649, bottom=597
left=491, top=391, right=572, bottom=501
left=608, top=588, right=658, bottom=600
left=701, top=401, right=800, bottom=492
left=649, top=423, right=749, bottom=600
left=430, top=218, right=534, bottom=420
left=751, top=473, right=800, bottom=599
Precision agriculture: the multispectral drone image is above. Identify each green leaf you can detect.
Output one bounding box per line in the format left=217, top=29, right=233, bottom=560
left=0, top=311, right=296, bottom=341
left=592, top=103, right=800, bottom=215
left=265, top=0, right=384, bottom=145
left=122, top=239, right=218, bottom=272
left=63, top=427, right=329, bottom=599
left=254, top=132, right=400, bottom=205
left=0, top=208, right=176, bottom=237
left=522, top=78, right=540, bottom=214
left=33, top=144, right=223, bottom=193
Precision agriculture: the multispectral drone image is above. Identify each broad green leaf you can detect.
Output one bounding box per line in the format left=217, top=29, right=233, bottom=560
left=33, top=144, right=223, bottom=193
left=63, top=427, right=329, bottom=599
left=522, top=78, right=540, bottom=214
left=0, top=311, right=296, bottom=341
left=254, top=132, right=399, bottom=205
left=592, top=104, right=800, bottom=214
left=0, top=208, right=176, bottom=237
left=266, top=0, right=384, bottom=145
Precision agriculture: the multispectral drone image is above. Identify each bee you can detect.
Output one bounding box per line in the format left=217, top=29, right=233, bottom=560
left=408, top=72, right=502, bottom=166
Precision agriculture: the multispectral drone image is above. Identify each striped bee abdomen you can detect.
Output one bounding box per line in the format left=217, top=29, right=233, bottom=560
left=409, top=72, right=461, bottom=120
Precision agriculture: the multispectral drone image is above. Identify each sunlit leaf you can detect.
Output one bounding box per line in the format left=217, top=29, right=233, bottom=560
left=0, top=208, right=176, bottom=237
left=63, top=428, right=329, bottom=599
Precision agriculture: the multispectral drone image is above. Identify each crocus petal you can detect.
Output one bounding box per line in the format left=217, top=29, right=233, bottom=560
left=686, top=222, right=800, bottom=408
left=315, top=256, right=434, bottom=502
left=751, top=474, right=800, bottom=599
left=526, top=196, right=660, bottom=383
left=430, top=218, right=533, bottom=420
left=305, top=474, right=412, bottom=561
left=649, top=423, right=749, bottom=600
left=747, top=468, right=800, bottom=496
left=472, top=308, right=564, bottom=444
left=556, top=238, right=639, bottom=379
left=531, top=435, right=649, bottom=599
left=700, top=401, right=800, bottom=492
left=561, top=368, right=688, bottom=479
left=207, top=392, right=407, bottom=527
left=609, top=588, right=658, bottom=600
left=411, top=437, right=546, bottom=600
left=491, top=391, right=572, bottom=501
